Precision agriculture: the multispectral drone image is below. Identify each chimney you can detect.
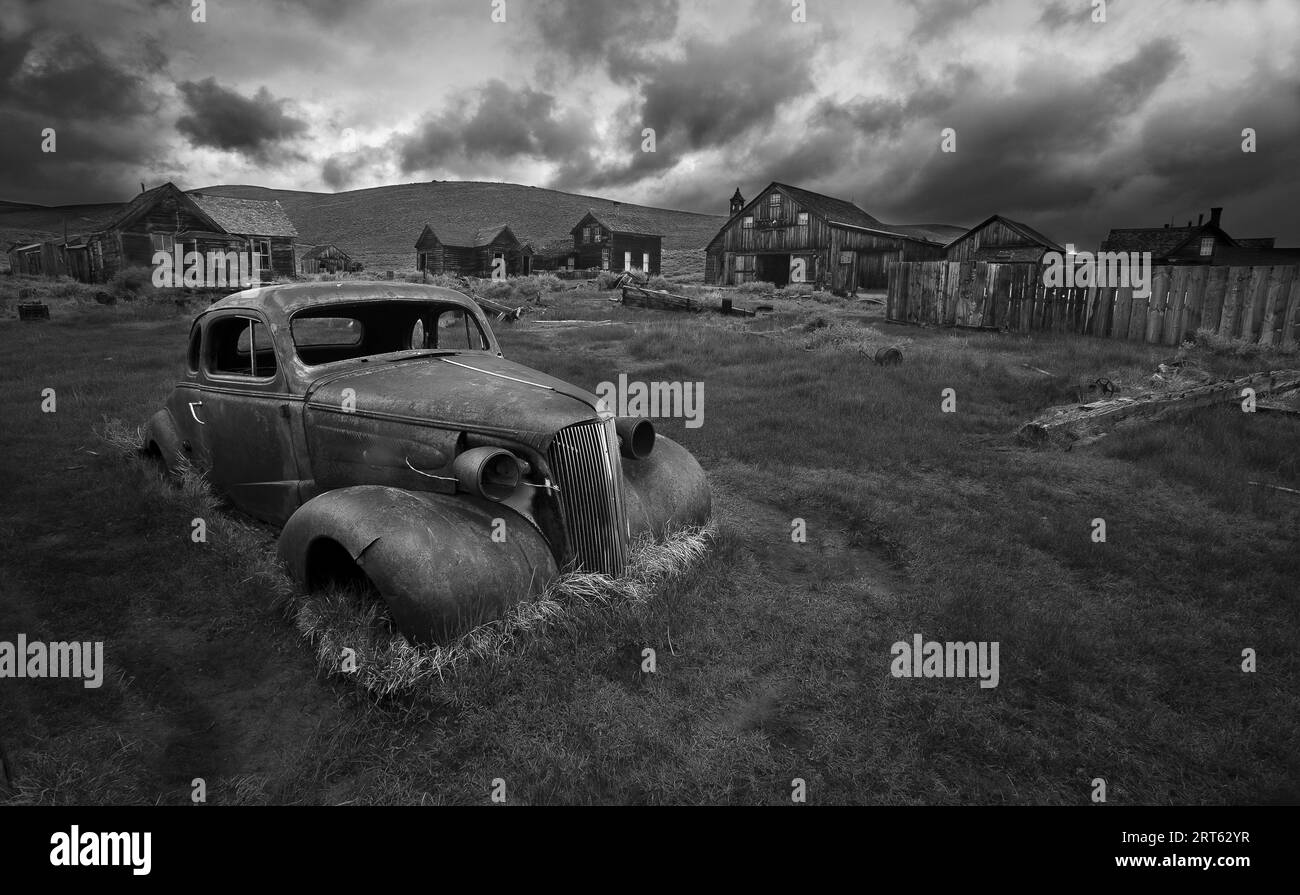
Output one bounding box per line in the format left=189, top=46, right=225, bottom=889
left=1198, top=212, right=1203, bottom=226
left=1210, top=207, right=1222, bottom=228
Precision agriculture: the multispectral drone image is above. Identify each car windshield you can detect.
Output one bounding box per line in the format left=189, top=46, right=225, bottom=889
left=290, top=300, right=491, bottom=365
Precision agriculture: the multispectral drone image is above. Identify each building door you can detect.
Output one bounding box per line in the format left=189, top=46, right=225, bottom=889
left=642, top=252, right=650, bottom=273
left=756, top=254, right=791, bottom=287
left=624, top=250, right=632, bottom=270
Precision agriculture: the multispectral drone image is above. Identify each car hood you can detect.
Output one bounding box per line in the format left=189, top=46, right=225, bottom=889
left=303, top=353, right=602, bottom=449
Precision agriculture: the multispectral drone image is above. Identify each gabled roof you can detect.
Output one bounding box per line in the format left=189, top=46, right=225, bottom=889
left=946, top=214, right=1064, bottom=252
left=416, top=222, right=520, bottom=248
left=98, top=182, right=224, bottom=235
left=188, top=192, right=298, bottom=237
left=1100, top=222, right=1235, bottom=257
left=572, top=208, right=663, bottom=237
left=527, top=235, right=576, bottom=256
left=707, top=181, right=961, bottom=248
left=301, top=243, right=352, bottom=261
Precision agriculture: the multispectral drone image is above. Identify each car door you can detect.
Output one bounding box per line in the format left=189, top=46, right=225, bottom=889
left=194, top=310, right=303, bottom=525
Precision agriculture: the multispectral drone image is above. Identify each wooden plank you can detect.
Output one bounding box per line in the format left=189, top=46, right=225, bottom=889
left=1112, top=285, right=1133, bottom=341
left=1281, top=270, right=1300, bottom=349
left=1198, top=266, right=1228, bottom=334
left=1162, top=267, right=1187, bottom=345
left=970, top=261, right=989, bottom=327
left=958, top=260, right=976, bottom=326
left=1142, top=268, right=1166, bottom=343
left=1239, top=265, right=1270, bottom=342
left=1257, top=266, right=1287, bottom=348
left=1128, top=279, right=1148, bottom=342
left=1182, top=267, right=1208, bottom=340
left=945, top=261, right=960, bottom=325
left=1218, top=266, right=1250, bottom=338
left=1096, top=286, right=1115, bottom=337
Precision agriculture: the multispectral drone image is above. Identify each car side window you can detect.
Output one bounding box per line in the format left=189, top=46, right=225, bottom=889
left=208, top=315, right=277, bottom=378
left=431, top=308, right=488, bottom=351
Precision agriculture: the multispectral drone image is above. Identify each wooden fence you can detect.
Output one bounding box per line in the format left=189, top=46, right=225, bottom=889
left=885, top=261, right=1300, bottom=347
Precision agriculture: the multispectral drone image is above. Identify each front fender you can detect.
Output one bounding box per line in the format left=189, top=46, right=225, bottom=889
left=622, top=435, right=711, bottom=538
left=277, top=485, right=560, bottom=643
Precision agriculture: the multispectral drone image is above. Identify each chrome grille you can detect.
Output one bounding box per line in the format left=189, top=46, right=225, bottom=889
left=547, top=418, right=629, bottom=576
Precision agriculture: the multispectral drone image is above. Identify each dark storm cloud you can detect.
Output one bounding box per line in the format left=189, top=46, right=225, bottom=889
left=396, top=80, right=595, bottom=175
left=535, top=0, right=680, bottom=67
left=562, top=23, right=819, bottom=193
left=0, top=29, right=167, bottom=203
left=907, top=0, right=993, bottom=41
left=176, top=78, right=309, bottom=163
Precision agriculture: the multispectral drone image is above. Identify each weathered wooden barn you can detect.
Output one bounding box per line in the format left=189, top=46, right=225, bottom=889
left=944, top=215, right=1063, bottom=264
left=297, top=243, right=360, bottom=275
left=704, top=182, right=963, bottom=290
left=415, top=223, right=526, bottom=277
left=570, top=208, right=662, bottom=274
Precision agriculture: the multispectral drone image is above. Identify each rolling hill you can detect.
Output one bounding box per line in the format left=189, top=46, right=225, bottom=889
left=194, top=181, right=726, bottom=277
left=0, top=181, right=725, bottom=279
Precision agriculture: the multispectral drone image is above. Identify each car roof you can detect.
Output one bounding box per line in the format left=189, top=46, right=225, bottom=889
left=201, top=280, right=479, bottom=322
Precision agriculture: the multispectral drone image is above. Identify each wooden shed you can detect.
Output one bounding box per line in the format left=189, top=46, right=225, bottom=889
left=704, top=182, right=962, bottom=291
left=415, top=223, right=526, bottom=277
left=570, top=208, right=662, bottom=274
left=944, top=215, right=1063, bottom=264
left=524, top=236, right=577, bottom=272
left=297, top=243, right=360, bottom=275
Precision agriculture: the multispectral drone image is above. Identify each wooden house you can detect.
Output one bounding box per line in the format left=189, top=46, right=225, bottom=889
left=66, top=183, right=297, bottom=283
left=297, top=243, right=360, bottom=275
left=704, top=182, right=963, bottom=290
left=570, top=208, right=662, bottom=274
left=415, top=223, right=526, bottom=277
left=944, top=215, right=1063, bottom=264
left=1099, top=207, right=1237, bottom=265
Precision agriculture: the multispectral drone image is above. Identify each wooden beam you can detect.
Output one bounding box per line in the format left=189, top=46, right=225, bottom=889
left=1017, top=369, right=1300, bottom=447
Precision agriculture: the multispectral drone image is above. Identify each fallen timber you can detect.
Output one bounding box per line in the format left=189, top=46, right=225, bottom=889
left=1017, top=369, right=1300, bottom=448
left=617, top=282, right=756, bottom=317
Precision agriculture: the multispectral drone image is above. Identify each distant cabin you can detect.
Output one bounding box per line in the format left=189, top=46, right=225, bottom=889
left=415, top=223, right=526, bottom=277
left=297, top=243, right=360, bottom=275
left=525, top=236, right=578, bottom=272
left=704, top=182, right=963, bottom=291
left=944, top=215, right=1064, bottom=264
left=570, top=208, right=662, bottom=274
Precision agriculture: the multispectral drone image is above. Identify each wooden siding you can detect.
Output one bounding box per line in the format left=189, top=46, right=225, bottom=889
left=573, top=226, right=661, bottom=273
left=887, top=260, right=1300, bottom=347
left=945, top=219, right=1050, bottom=264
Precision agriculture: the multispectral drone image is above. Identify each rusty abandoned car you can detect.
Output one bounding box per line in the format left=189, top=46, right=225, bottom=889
left=145, top=282, right=711, bottom=641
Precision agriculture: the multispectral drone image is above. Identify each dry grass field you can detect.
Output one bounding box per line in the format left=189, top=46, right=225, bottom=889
left=1, top=274, right=1297, bottom=804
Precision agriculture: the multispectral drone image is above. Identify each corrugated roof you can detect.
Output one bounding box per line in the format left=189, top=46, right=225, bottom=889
left=189, top=193, right=298, bottom=237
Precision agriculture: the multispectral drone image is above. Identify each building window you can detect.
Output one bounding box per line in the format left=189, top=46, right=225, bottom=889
left=253, top=239, right=272, bottom=270
left=797, top=212, right=809, bottom=226
left=742, top=216, right=754, bottom=229
left=769, top=193, right=781, bottom=207
left=1200, top=237, right=1214, bottom=256
left=150, top=233, right=175, bottom=254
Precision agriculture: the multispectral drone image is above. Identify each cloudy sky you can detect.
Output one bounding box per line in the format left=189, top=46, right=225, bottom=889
left=1, top=0, right=1297, bottom=246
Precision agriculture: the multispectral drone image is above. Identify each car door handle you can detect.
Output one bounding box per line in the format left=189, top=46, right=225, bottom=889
left=188, top=401, right=206, bottom=425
